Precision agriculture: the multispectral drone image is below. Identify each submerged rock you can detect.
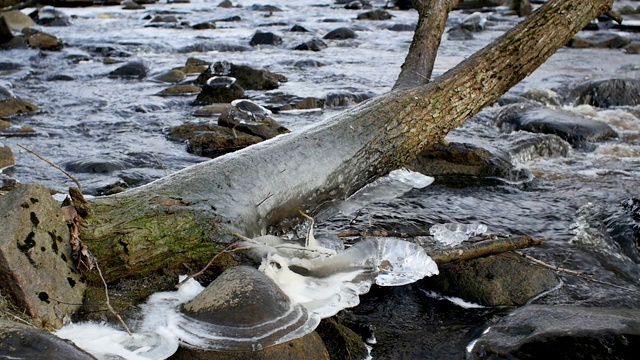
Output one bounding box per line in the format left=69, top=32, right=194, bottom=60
left=193, top=82, right=244, bottom=105
left=293, top=38, right=328, bottom=51
left=0, top=85, right=39, bottom=117
left=31, top=6, right=72, bottom=27
left=250, top=31, right=283, bottom=46
left=495, top=103, right=618, bottom=148
left=315, top=318, right=368, bottom=360
left=421, top=253, right=558, bottom=306
left=0, top=143, right=14, bottom=168
left=156, top=84, right=200, bottom=96
left=0, top=319, right=95, bottom=359
left=572, top=78, right=640, bottom=108
left=567, top=33, right=631, bottom=49
left=0, top=184, right=86, bottom=330
left=469, top=305, right=640, bottom=359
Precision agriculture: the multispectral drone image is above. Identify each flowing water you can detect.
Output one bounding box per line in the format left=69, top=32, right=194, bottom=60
left=2, top=0, right=640, bottom=358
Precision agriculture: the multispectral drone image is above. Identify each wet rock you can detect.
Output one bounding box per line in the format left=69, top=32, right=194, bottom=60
left=573, top=78, right=640, bottom=108
left=0, top=184, right=86, bottom=330
left=248, top=4, right=283, bottom=12
left=193, top=83, right=244, bottom=105
left=0, top=319, right=95, bottom=359
left=192, top=21, right=216, bottom=30
left=218, top=108, right=290, bottom=140
left=31, top=6, right=71, bottom=27
left=196, top=61, right=286, bottom=90
left=218, top=0, right=232, bottom=8
left=506, top=132, right=572, bottom=163
left=24, top=28, right=64, bottom=51
left=504, top=0, right=532, bottom=17
left=625, top=42, right=640, bottom=54
left=151, top=69, right=186, bottom=83
left=393, top=0, right=415, bottom=10
left=108, top=60, right=147, bottom=79
left=421, top=253, right=558, bottom=306
left=495, top=103, right=618, bottom=148
left=250, top=31, right=283, bottom=46
left=357, top=9, right=393, bottom=21
left=156, top=84, right=201, bottom=96
left=447, top=27, right=474, bottom=40
left=388, top=23, right=416, bottom=32
left=468, top=305, right=640, bottom=359
left=600, top=198, right=640, bottom=264
left=521, top=88, right=561, bottom=107
left=345, top=1, right=371, bottom=10
left=0, top=16, right=14, bottom=45
left=0, top=143, right=14, bottom=168
left=453, top=0, right=502, bottom=10
left=290, top=24, right=309, bottom=32
left=122, top=0, right=146, bottom=10
left=406, top=141, right=529, bottom=185
left=62, top=158, right=134, bottom=174
left=0, top=119, right=9, bottom=130
left=324, top=91, right=373, bottom=107
left=460, top=12, right=486, bottom=32
left=193, top=103, right=233, bottom=117
left=0, top=85, right=39, bottom=118
left=294, top=37, right=328, bottom=51
left=293, top=59, right=322, bottom=68
left=323, top=27, right=357, bottom=40
left=567, top=33, right=631, bottom=49
left=316, top=318, right=368, bottom=360
left=1, top=10, right=36, bottom=30
left=166, top=123, right=262, bottom=157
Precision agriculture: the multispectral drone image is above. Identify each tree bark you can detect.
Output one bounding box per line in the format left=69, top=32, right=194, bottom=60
left=82, top=0, right=615, bottom=283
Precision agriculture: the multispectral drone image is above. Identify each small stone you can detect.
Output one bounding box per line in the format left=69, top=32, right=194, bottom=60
left=323, top=27, right=357, bottom=40
left=108, top=60, right=147, bottom=79
left=250, top=31, right=283, bottom=46
left=290, top=24, right=309, bottom=32
left=294, top=38, right=328, bottom=51
left=122, top=0, right=145, bottom=10
left=26, top=31, right=63, bottom=51
left=156, top=84, right=201, bottom=96
left=0, top=144, right=15, bottom=168
left=217, top=0, right=233, bottom=8
left=151, top=69, right=186, bottom=83
left=356, top=9, right=392, bottom=21
left=193, top=82, right=245, bottom=105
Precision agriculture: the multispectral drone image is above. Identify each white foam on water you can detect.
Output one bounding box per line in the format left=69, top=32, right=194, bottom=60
left=421, top=290, right=485, bottom=309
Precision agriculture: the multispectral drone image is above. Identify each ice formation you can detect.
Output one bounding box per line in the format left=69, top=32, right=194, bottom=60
left=430, top=222, right=488, bottom=246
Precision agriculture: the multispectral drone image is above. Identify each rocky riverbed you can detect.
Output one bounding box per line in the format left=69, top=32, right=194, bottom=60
left=2, top=0, right=640, bottom=359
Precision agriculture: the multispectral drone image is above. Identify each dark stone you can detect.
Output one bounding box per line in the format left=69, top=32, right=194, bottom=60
left=62, top=158, right=134, bottom=174
left=0, top=16, right=14, bottom=45
left=567, top=33, right=631, bottom=49
left=469, top=305, right=640, bottom=359
left=294, top=38, right=328, bottom=51
left=216, top=15, right=242, bottom=22
left=573, top=78, right=640, bottom=108
left=356, top=9, right=393, bottom=21
left=324, top=91, right=373, bottom=107
left=290, top=24, right=309, bottom=32
left=447, top=26, right=474, bottom=40
left=248, top=4, right=282, bottom=12
left=0, top=319, right=95, bottom=359
left=506, top=132, right=572, bottom=162
left=250, top=31, right=283, bottom=46
left=406, top=141, right=530, bottom=186
left=196, top=62, right=286, bottom=91
left=460, top=13, right=486, bottom=32
left=388, top=23, right=416, bottom=31
left=193, top=83, right=245, bottom=105
left=323, top=27, right=357, bottom=40
left=598, top=198, right=640, bottom=264
left=316, top=318, right=368, bottom=360
left=345, top=1, right=370, bottom=10
left=393, top=0, right=415, bottom=10
left=108, top=60, right=147, bottom=79
left=625, top=42, right=640, bottom=54
left=421, top=253, right=558, bottom=306
left=31, top=6, right=72, bottom=27
left=217, top=0, right=232, bottom=8
left=166, top=123, right=262, bottom=157
left=293, top=59, right=322, bottom=68
left=495, top=103, right=618, bottom=148
left=218, top=109, right=290, bottom=140
left=192, top=21, right=216, bottom=30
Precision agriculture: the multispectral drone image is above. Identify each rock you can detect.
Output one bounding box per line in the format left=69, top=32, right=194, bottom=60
left=388, top=23, right=416, bottom=32
left=31, top=6, right=72, bottom=27
left=122, top=0, right=146, bottom=10
left=315, top=318, right=368, bottom=360
left=522, top=88, right=561, bottom=107
left=0, top=144, right=14, bottom=168
left=218, top=108, right=290, bottom=140
left=0, top=16, right=14, bottom=45
left=324, top=91, right=373, bottom=107
left=567, top=33, right=631, bottom=49
left=460, top=12, right=486, bottom=32
left=0, top=184, right=86, bottom=330
left=293, top=59, right=322, bottom=68
left=192, top=21, right=216, bottom=30
left=248, top=4, right=283, bottom=12
left=196, top=61, right=286, bottom=91
left=151, top=69, right=186, bottom=83
left=193, top=103, right=233, bottom=117
left=218, top=0, right=232, bottom=8
left=108, top=60, right=147, bottom=79
left=447, top=27, right=474, bottom=40
left=625, top=42, right=640, bottom=54
left=468, top=305, right=640, bottom=359
left=290, top=24, right=309, bottom=32
left=506, top=133, right=572, bottom=163
left=406, top=141, right=529, bottom=185
left=345, top=1, right=371, bottom=10
left=357, top=9, right=393, bottom=21
left=323, top=27, right=357, bottom=40
left=1, top=10, right=36, bottom=30
left=62, top=158, right=134, bottom=174
left=166, top=123, right=262, bottom=157
left=495, top=103, right=618, bottom=148
left=250, top=31, right=283, bottom=46
left=393, top=0, right=415, bottom=10
left=421, top=253, right=558, bottom=306
left=573, top=78, right=640, bottom=108
left=193, top=83, right=244, bottom=105
left=156, top=84, right=200, bottom=96
left=0, top=86, right=39, bottom=118
left=25, top=29, right=63, bottom=51
left=0, top=319, right=95, bottom=359
left=504, top=0, right=532, bottom=16
left=294, top=38, right=328, bottom=51
left=0, top=119, right=9, bottom=130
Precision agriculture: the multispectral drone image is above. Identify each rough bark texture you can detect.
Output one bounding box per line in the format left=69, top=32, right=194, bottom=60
left=82, top=0, right=615, bottom=284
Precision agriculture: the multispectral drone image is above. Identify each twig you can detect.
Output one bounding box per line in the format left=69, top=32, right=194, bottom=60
left=299, top=210, right=315, bottom=247
left=256, top=193, right=273, bottom=207
left=514, top=251, right=640, bottom=293
left=16, top=144, right=82, bottom=190
left=178, top=242, right=239, bottom=287
left=96, top=263, right=132, bottom=336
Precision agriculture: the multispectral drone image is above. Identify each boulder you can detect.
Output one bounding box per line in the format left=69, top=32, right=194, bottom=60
left=388, top=23, right=416, bottom=32
left=151, top=69, right=186, bottom=83
left=1, top=10, right=36, bottom=30
left=506, top=132, right=572, bottom=162
left=469, top=305, right=640, bottom=359
left=62, top=158, right=134, bottom=174
left=324, top=91, right=373, bottom=107
left=25, top=29, right=64, bottom=51
left=567, top=33, right=631, bottom=49
left=323, top=27, right=357, bottom=40
left=421, top=253, right=558, bottom=306
left=166, top=123, right=263, bottom=158
left=290, top=24, right=309, bottom=32
left=447, top=27, right=474, bottom=40
left=156, top=84, right=200, bottom=97
left=0, top=85, right=39, bottom=118
left=406, top=141, right=529, bottom=186
left=293, top=38, right=328, bottom=51
left=196, top=61, right=286, bottom=91
left=250, top=31, right=283, bottom=46
left=0, top=184, right=86, bottom=330
left=495, top=103, right=618, bottom=148
left=315, top=318, right=368, bottom=360
left=217, top=0, right=232, bottom=8
left=0, top=144, right=14, bottom=168
left=0, top=319, right=95, bottom=359
left=573, top=78, right=640, bottom=108
left=108, top=60, right=147, bottom=79
left=193, top=83, right=244, bottom=105
left=356, top=9, right=392, bottom=21
left=218, top=108, right=290, bottom=140
left=0, top=16, right=14, bottom=45
left=31, top=6, right=72, bottom=27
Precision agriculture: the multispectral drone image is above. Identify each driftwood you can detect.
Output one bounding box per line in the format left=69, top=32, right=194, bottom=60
left=78, top=0, right=616, bottom=285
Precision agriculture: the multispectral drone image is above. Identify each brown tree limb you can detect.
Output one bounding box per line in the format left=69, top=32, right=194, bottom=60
left=429, top=236, right=544, bottom=264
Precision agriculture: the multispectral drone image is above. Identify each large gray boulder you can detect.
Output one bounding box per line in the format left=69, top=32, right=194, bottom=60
left=469, top=305, right=640, bottom=359
left=0, top=184, right=86, bottom=330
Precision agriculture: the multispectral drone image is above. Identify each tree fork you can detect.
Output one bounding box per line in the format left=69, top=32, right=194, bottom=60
left=81, top=0, right=615, bottom=284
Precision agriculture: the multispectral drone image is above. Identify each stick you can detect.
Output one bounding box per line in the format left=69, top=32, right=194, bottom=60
left=429, top=236, right=544, bottom=264
left=16, top=144, right=82, bottom=190
left=178, top=242, right=238, bottom=287
left=96, top=263, right=132, bottom=336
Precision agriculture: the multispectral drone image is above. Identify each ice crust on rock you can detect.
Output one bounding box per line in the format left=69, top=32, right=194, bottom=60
left=430, top=222, right=488, bottom=245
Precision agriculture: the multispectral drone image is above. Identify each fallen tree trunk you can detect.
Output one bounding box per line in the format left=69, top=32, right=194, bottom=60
left=82, top=0, right=615, bottom=283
